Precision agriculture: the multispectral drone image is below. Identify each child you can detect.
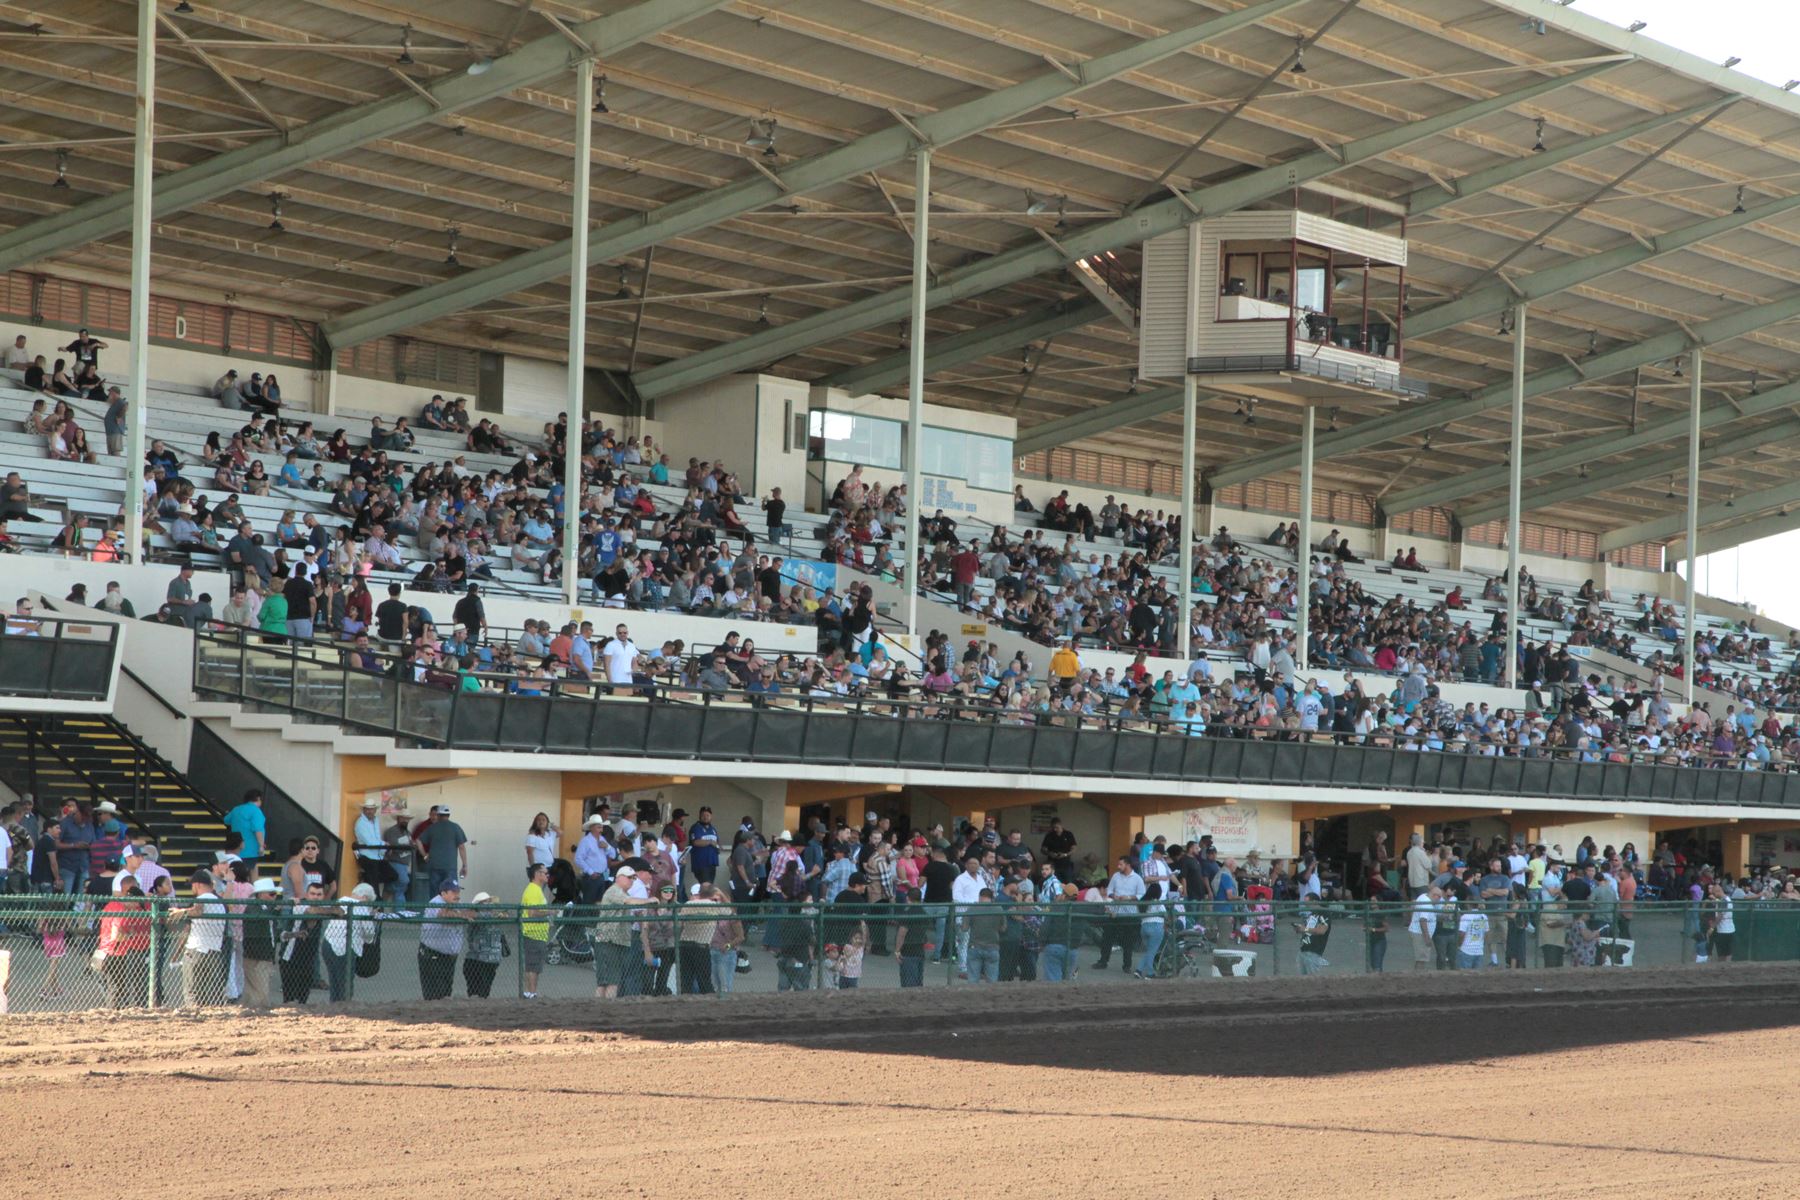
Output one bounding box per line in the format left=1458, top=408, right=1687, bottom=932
left=822, top=944, right=842, bottom=990
left=39, top=912, right=69, bottom=1000
left=837, top=930, right=865, bottom=990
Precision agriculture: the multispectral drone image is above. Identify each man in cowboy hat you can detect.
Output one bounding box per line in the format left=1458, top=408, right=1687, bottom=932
left=240, top=877, right=283, bottom=1008
left=352, top=797, right=389, bottom=891
left=574, top=812, right=614, bottom=903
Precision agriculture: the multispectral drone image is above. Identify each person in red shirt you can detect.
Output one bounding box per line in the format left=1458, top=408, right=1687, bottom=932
left=950, top=541, right=981, bottom=611
left=96, top=880, right=152, bottom=1008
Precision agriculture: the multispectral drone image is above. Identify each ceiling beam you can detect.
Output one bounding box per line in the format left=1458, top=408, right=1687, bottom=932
left=1457, top=419, right=1800, bottom=527
left=1403, top=181, right=1800, bottom=344
left=1014, top=384, right=1187, bottom=457
left=631, top=60, right=1622, bottom=401
left=1387, top=375, right=1800, bottom=516
left=819, top=297, right=1107, bottom=395
left=0, top=0, right=733, bottom=272
left=1209, top=286, right=1800, bottom=491
left=1402, top=98, right=1730, bottom=218
left=320, top=0, right=1310, bottom=350
left=1600, top=478, right=1800, bottom=553
left=1666, top=506, right=1800, bottom=561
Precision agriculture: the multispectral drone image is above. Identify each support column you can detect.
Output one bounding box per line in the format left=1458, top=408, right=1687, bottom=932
left=1684, top=349, right=1703, bottom=705
left=903, top=148, right=931, bottom=639
left=122, top=0, right=157, bottom=562
left=1177, top=373, right=1196, bottom=661
left=1296, top=404, right=1315, bottom=672
left=1503, top=302, right=1526, bottom=690
left=562, top=57, right=595, bottom=608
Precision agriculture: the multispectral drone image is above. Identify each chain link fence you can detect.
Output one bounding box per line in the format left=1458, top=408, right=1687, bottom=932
left=3, top=896, right=1796, bottom=1015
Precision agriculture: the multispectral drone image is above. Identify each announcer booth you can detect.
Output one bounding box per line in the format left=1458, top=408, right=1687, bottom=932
left=1137, top=186, right=1428, bottom=670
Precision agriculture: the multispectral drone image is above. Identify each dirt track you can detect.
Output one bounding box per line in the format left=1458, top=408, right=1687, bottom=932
left=5, top=966, right=1798, bottom=1198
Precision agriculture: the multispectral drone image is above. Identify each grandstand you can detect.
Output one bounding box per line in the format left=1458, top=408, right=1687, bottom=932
left=5, top=0, right=1800, bottom=957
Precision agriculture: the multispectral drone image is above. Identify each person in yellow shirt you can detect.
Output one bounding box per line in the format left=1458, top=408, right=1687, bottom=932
left=1049, top=639, right=1081, bottom=689
left=520, top=861, right=552, bottom=999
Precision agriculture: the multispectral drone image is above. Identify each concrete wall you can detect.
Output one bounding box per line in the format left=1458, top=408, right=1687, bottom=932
left=987, top=797, right=1109, bottom=877
left=1143, top=799, right=1296, bottom=859
left=350, top=768, right=563, bottom=900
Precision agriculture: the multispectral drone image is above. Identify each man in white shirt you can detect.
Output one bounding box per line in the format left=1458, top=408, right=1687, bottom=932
left=1097, top=855, right=1147, bottom=972
left=950, top=855, right=985, bottom=974
left=1409, top=885, right=1440, bottom=969
left=173, top=870, right=228, bottom=1006
left=4, top=334, right=29, bottom=369
left=1505, top=844, right=1528, bottom=888
left=603, top=623, right=641, bottom=694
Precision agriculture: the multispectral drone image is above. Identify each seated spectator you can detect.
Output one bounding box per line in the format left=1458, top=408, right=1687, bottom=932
left=24, top=356, right=49, bottom=392
left=49, top=513, right=88, bottom=555
left=4, top=333, right=29, bottom=368
left=1, top=471, right=42, bottom=523
left=419, top=394, right=451, bottom=430
left=213, top=369, right=244, bottom=405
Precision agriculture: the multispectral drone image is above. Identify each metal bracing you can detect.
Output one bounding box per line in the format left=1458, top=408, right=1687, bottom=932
left=1178, top=372, right=1197, bottom=662
left=1209, top=284, right=1800, bottom=492
left=1402, top=98, right=1729, bottom=217
left=321, top=0, right=1308, bottom=351
left=1393, top=376, right=1800, bottom=517
left=1402, top=183, right=1800, bottom=346
left=1456, top=419, right=1800, bottom=527
left=0, top=0, right=730, bottom=272
left=1013, top=383, right=1187, bottom=457
left=1666, top=507, right=1800, bottom=561
left=631, top=61, right=1622, bottom=401
left=819, top=297, right=1106, bottom=395
left=1597, top=477, right=1800, bottom=554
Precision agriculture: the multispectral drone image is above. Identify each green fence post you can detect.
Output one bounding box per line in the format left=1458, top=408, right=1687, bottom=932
left=517, top=905, right=527, bottom=998
left=145, top=899, right=160, bottom=1008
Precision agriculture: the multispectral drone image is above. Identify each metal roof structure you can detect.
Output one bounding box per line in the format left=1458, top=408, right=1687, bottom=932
left=4, top=0, right=1800, bottom=553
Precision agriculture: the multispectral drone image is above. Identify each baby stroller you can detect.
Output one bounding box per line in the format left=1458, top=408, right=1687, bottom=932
left=543, top=902, right=595, bottom=966
left=1160, top=923, right=1218, bottom=979
left=1238, top=885, right=1275, bottom=944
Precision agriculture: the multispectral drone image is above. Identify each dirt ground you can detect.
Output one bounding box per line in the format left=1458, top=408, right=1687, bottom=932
left=4, top=966, right=1798, bottom=1198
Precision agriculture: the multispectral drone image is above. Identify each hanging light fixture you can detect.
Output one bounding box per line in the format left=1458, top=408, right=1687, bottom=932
left=1019, top=346, right=1032, bottom=375
left=397, top=24, right=415, bottom=66
left=1748, top=370, right=1760, bottom=396
left=746, top=118, right=774, bottom=150
left=445, top=226, right=461, bottom=267
left=174, top=0, right=195, bottom=13
left=1024, top=190, right=1048, bottom=216
left=593, top=75, right=610, bottom=115
left=1666, top=476, right=1675, bottom=499
left=1672, top=356, right=1684, bottom=378
left=267, top=192, right=285, bottom=233
left=1531, top=117, right=1547, bottom=153
left=1054, top=195, right=1068, bottom=231
left=1586, top=330, right=1599, bottom=357
left=1328, top=406, right=1340, bottom=433
left=1126, top=368, right=1139, bottom=393
left=1289, top=35, right=1307, bottom=74
left=1732, top=186, right=1746, bottom=215
left=1726, top=492, right=1736, bottom=508
left=614, top=267, right=630, bottom=300
left=52, top=149, right=69, bottom=189
left=755, top=295, right=771, bottom=327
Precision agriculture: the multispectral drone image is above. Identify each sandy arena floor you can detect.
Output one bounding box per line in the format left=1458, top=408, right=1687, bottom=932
left=4, top=965, right=1797, bottom=1198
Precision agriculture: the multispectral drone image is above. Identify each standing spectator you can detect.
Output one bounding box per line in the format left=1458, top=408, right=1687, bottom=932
left=224, top=790, right=267, bottom=873
left=54, top=799, right=95, bottom=896
left=1095, top=854, right=1145, bottom=971
left=592, top=866, right=651, bottom=1000
left=520, top=863, right=551, bottom=999
left=352, top=798, right=388, bottom=892
left=1455, top=900, right=1489, bottom=970
left=383, top=810, right=415, bottom=904
left=103, top=388, right=128, bottom=457
left=1408, top=885, right=1439, bottom=970
left=1404, top=832, right=1433, bottom=899
left=708, top=886, right=746, bottom=996
left=1039, top=883, right=1082, bottom=983
left=322, top=884, right=376, bottom=1003
left=892, top=884, right=931, bottom=988
left=279, top=882, right=329, bottom=1004
left=950, top=854, right=985, bottom=975
left=240, top=878, right=282, bottom=1008
left=417, top=878, right=469, bottom=1000
left=687, top=806, right=720, bottom=887
left=95, top=878, right=151, bottom=1008
left=1366, top=898, right=1390, bottom=973
left=174, top=870, right=227, bottom=1006
left=1297, top=906, right=1332, bottom=976
left=62, top=328, right=107, bottom=373
left=965, top=889, right=1003, bottom=983
left=462, top=893, right=506, bottom=998
left=414, top=805, right=469, bottom=896
left=573, top=813, right=613, bottom=904
left=1134, top=881, right=1168, bottom=979
left=523, top=811, right=560, bottom=873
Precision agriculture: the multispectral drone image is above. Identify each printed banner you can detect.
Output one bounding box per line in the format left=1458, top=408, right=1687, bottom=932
left=1181, top=802, right=1260, bottom=855
left=779, top=557, right=838, bottom=593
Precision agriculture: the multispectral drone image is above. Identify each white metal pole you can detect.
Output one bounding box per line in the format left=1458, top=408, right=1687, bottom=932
left=1504, top=302, right=1526, bottom=691
left=1684, top=348, right=1702, bottom=705
left=1297, top=404, right=1315, bottom=673
left=1178, top=373, right=1196, bottom=661
left=562, top=57, right=594, bottom=608
left=903, top=148, right=931, bottom=640
left=123, top=0, right=156, bottom=562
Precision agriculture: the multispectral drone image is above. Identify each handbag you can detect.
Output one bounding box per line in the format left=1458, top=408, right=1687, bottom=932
left=355, top=925, right=382, bottom=978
